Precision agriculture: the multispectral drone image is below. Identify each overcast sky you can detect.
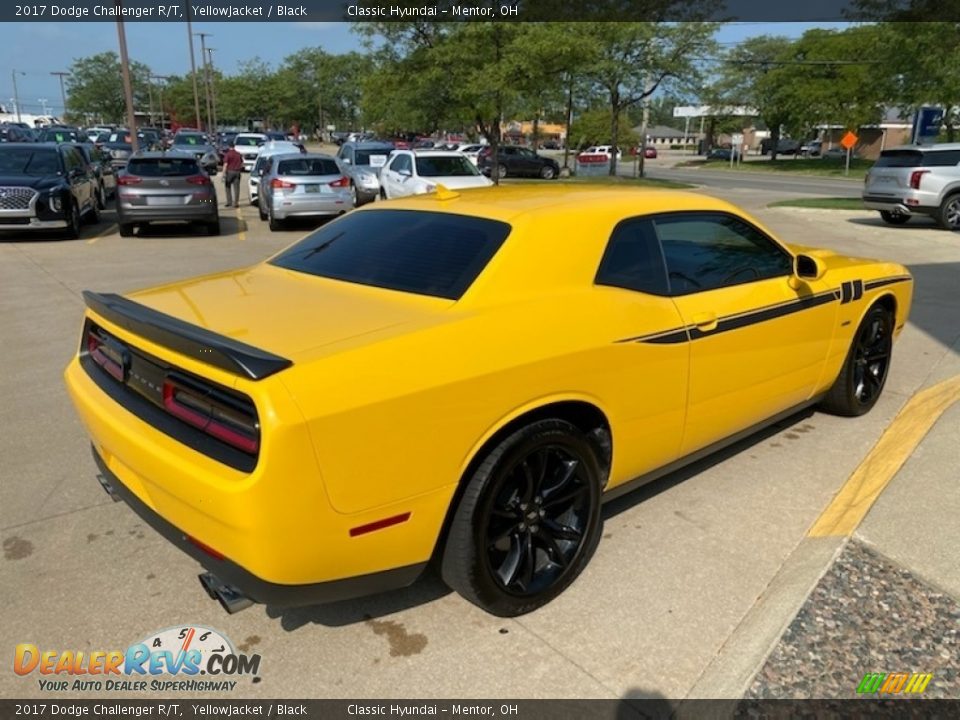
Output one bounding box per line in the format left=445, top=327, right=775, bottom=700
left=0, top=21, right=848, bottom=117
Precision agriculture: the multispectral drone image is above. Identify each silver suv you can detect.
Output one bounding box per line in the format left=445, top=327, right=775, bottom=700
left=863, top=144, right=960, bottom=229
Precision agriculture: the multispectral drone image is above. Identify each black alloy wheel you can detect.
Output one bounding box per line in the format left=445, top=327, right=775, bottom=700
left=540, top=165, right=556, bottom=180
left=821, top=304, right=893, bottom=416
left=441, top=419, right=603, bottom=616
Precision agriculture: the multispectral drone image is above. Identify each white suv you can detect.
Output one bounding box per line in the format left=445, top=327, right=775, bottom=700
left=379, top=150, right=492, bottom=199
left=863, top=144, right=960, bottom=229
left=233, top=133, right=268, bottom=172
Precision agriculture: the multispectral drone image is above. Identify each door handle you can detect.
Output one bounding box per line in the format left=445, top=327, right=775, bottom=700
left=692, top=312, right=719, bottom=332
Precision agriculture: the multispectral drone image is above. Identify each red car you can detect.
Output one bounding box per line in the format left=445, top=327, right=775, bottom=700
left=643, top=146, right=658, bottom=159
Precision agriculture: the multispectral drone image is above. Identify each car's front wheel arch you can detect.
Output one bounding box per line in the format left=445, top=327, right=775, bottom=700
left=431, top=399, right=612, bottom=566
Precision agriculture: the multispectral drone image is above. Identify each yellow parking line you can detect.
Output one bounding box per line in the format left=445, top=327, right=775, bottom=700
left=808, top=374, right=960, bottom=537
left=236, top=206, right=245, bottom=241
left=86, top=223, right=117, bottom=245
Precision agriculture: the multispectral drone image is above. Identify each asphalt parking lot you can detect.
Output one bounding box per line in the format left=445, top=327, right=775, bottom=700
left=2, top=177, right=959, bottom=702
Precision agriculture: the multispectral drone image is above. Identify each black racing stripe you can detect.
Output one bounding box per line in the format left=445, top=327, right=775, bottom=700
left=616, top=290, right=838, bottom=346
left=688, top=291, right=838, bottom=340
left=642, top=329, right=691, bottom=345
left=853, top=279, right=863, bottom=300
left=840, top=281, right=852, bottom=304
left=865, top=276, right=912, bottom=291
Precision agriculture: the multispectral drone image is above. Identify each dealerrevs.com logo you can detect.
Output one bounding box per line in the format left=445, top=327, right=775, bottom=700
left=14, top=626, right=261, bottom=693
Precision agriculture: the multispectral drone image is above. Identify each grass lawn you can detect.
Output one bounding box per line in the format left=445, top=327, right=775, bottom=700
left=510, top=174, right=693, bottom=189
left=678, top=157, right=873, bottom=178
left=768, top=197, right=866, bottom=210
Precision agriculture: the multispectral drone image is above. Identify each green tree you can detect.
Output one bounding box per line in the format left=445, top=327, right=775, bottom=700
left=65, top=52, right=152, bottom=124
left=579, top=22, right=718, bottom=174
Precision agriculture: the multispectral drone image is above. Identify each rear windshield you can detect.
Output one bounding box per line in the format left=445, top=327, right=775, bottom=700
left=126, top=158, right=201, bottom=176
left=875, top=149, right=960, bottom=167
left=0, top=147, right=60, bottom=175
left=235, top=136, right=264, bottom=147
left=415, top=155, right=480, bottom=177
left=270, top=209, right=511, bottom=300
left=173, top=134, right=205, bottom=146
left=355, top=149, right=392, bottom=167
left=39, top=129, right=80, bottom=143
left=276, top=158, right=340, bottom=176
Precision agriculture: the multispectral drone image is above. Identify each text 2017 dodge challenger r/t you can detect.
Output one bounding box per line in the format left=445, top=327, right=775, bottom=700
left=65, top=187, right=912, bottom=617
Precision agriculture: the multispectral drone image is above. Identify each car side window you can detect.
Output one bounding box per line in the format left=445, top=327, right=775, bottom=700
left=654, top=212, right=793, bottom=295
left=390, top=154, right=410, bottom=174
left=595, top=218, right=669, bottom=295
left=62, top=149, right=80, bottom=172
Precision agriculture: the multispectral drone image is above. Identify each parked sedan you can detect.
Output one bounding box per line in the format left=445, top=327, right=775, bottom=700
left=380, top=150, right=492, bottom=199
left=478, top=145, right=561, bottom=179
left=248, top=141, right=306, bottom=206
left=65, top=187, right=912, bottom=618
left=257, top=153, right=351, bottom=231
left=0, top=142, right=99, bottom=237
left=115, top=152, right=219, bottom=237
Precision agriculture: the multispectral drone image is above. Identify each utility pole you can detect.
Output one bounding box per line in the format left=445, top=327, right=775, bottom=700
left=206, top=47, right=218, bottom=133
left=11, top=69, right=24, bottom=123
left=115, top=5, right=139, bottom=152
left=147, top=81, right=155, bottom=126
left=185, top=0, right=202, bottom=130
left=39, top=98, right=49, bottom=116
left=637, top=75, right=652, bottom=178
left=51, top=71, right=69, bottom=120
left=151, top=76, right=170, bottom=130
left=196, top=32, right=213, bottom=133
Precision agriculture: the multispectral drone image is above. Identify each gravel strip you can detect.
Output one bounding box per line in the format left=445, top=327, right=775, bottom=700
left=746, top=539, right=960, bottom=699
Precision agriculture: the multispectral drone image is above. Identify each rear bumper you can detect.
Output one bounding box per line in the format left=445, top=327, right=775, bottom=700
left=271, top=191, right=352, bottom=219
left=91, top=445, right=427, bottom=607
left=117, top=203, right=218, bottom=223
left=862, top=196, right=938, bottom=216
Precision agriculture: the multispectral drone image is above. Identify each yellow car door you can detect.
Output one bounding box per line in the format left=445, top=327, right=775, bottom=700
left=652, top=212, right=837, bottom=455
left=592, top=216, right=690, bottom=486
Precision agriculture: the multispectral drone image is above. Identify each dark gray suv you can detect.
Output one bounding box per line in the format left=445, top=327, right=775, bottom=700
left=115, top=152, right=219, bottom=237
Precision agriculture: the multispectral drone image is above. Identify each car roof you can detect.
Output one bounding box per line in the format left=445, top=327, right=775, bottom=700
left=883, top=143, right=960, bottom=153
left=0, top=142, right=57, bottom=150
left=129, top=151, right=202, bottom=159
left=354, top=185, right=740, bottom=224
left=347, top=141, right=395, bottom=149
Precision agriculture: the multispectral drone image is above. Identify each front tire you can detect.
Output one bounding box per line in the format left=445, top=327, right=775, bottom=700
left=497, top=164, right=508, bottom=180
left=540, top=165, right=556, bottom=180
left=820, top=304, right=894, bottom=417
left=118, top=223, right=134, bottom=237
left=441, top=419, right=603, bottom=617
left=879, top=210, right=909, bottom=226
left=64, top=202, right=82, bottom=239
left=936, top=193, right=960, bottom=230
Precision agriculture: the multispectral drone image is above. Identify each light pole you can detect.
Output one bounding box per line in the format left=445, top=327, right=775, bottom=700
left=195, top=32, right=213, bottom=132
left=11, top=69, right=25, bottom=123
left=206, top=47, right=218, bottom=133
left=114, top=3, right=139, bottom=152
left=51, top=71, right=69, bottom=121
left=151, top=76, right=170, bottom=130
left=185, top=0, right=202, bottom=129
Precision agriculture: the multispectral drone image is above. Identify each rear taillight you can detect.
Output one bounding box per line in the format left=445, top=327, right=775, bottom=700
left=117, top=175, right=141, bottom=185
left=909, top=170, right=929, bottom=190
left=186, top=175, right=210, bottom=185
left=329, top=176, right=350, bottom=188
left=86, top=331, right=125, bottom=382
left=270, top=178, right=295, bottom=189
left=162, top=375, right=260, bottom=454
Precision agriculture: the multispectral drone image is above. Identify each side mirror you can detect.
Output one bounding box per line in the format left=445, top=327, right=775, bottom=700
left=794, top=253, right=826, bottom=281
left=341, top=157, right=351, bottom=165
left=398, top=168, right=411, bottom=177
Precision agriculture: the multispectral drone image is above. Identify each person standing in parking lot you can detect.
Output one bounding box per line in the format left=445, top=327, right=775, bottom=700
left=222, top=141, right=244, bottom=207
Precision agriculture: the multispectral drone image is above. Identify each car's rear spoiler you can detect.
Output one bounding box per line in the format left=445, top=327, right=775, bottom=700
left=82, top=291, right=292, bottom=381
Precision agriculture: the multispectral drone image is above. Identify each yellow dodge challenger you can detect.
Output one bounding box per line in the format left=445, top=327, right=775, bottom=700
left=65, top=186, right=912, bottom=617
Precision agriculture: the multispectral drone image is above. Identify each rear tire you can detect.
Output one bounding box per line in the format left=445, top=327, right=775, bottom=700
left=540, top=165, right=556, bottom=180
left=258, top=203, right=267, bottom=221
left=118, top=223, right=134, bottom=238
left=497, top=164, right=508, bottom=180
left=441, top=419, right=603, bottom=617
left=879, top=211, right=909, bottom=226
left=936, top=193, right=960, bottom=230
left=820, top=304, right=894, bottom=417
left=268, top=209, right=282, bottom=231
left=206, top=219, right=221, bottom=236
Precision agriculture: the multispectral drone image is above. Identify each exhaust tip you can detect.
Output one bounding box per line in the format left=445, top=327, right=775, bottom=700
left=96, top=474, right=122, bottom=502
left=198, top=572, right=254, bottom=614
